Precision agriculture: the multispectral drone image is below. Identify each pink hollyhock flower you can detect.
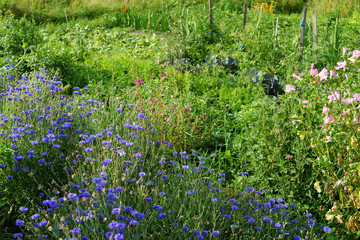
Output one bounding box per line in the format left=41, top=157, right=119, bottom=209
left=353, top=93, right=360, bottom=101
left=310, top=63, right=318, bottom=76
left=318, top=68, right=328, bottom=81
left=323, top=106, right=330, bottom=114
left=330, top=70, right=339, bottom=78
left=343, top=48, right=347, bottom=56
left=285, top=85, right=296, bottom=92
left=292, top=73, right=302, bottom=80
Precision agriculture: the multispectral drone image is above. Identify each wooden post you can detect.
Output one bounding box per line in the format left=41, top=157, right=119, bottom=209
left=273, top=17, right=279, bottom=64
left=64, top=10, right=68, bottom=25
left=180, top=16, right=184, bottom=36
left=274, top=17, right=279, bottom=49
left=209, top=0, right=213, bottom=41
left=243, top=3, right=247, bottom=30
left=312, top=14, right=318, bottom=61
left=299, top=6, right=307, bottom=61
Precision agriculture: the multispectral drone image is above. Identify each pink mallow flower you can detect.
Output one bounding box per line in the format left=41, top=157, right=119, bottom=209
left=330, top=70, right=339, bottom=78
left=310, top=63, right=318, bottom=76
left=341, top=98, right=354, bottom=104
left=349, top=50, right=360, bottom=62
left=343, top=48, right=347, bottom=56
left=328, top=91, right=340, bottom=103
left=292, top=73, right=302, bottom=80
left=285, top=85, right=296, bottom=93
left=323, top=106, right=330, bottom=114
left=318, top=68, right=328, bottom=81
left=335, top=61, right=347, bottom=70
left=353, top=93, right=360, bottom=101
left=324, top=114, right=334, bottom=126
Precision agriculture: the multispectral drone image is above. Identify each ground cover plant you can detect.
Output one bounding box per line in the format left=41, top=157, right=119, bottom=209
left=0, top=0, right=360, bottom=239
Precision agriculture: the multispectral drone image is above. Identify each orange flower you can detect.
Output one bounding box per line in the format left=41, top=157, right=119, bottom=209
left=123, top=3, right=126, bottom=11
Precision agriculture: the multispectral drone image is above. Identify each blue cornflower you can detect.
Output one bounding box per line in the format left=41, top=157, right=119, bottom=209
left=145, top=197, right=152, bottom=202
left=157, top=212, right=166, bottom=219
left=15, top=220, right=25, bottom=226
left=72, top=228, right=81, bottom=235
left=212, top=230, right=220, bottom=236
left=323, top=227, right=332, bottom=233
left=139, top=172, right=146, bottom=177
left=294, top=235, right=301, bottom=240
left=275, top=223, right=281, bottom=228
left=182, top=226, right=189, bottom=231
left=256, top=227, right=262, bottom=231
left=231, top=224, right=238, bottom=228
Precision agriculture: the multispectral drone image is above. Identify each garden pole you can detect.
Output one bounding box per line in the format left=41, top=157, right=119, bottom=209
left=180, top=15, right=184, bottom=37
left=209, top=0, right=213, bottom=42
left=64, top=10, right=68, bottom=25
left=299, top=6, right=307, bottom=61
left=243, top=3, right=247, bottom=30
left=274, top=17, right=279, bottom=64
left=313, top=14, right=318, bottom=62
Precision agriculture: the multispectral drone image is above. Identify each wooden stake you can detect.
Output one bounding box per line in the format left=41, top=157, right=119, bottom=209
left=180, top=16, right=184, bottom=36
left=299, top=6, right=307, bottom=61
left=274, top=17, right=279, bottom=64
left=312, top=14, right=318, bottom=61
left=209, top=0, right=213, bottom=41
left=274, top=17, right=279, bottom=48
left=243, top=3, right=247, bottom=30
left=64, top=10, right=68, bottom=25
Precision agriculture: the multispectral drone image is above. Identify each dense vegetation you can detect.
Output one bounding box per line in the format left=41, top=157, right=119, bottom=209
left=0, top=0, right=360, bottom=239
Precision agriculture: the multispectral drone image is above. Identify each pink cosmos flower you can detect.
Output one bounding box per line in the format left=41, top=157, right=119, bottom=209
left=310, top=63, right=318, bottom=76
left=285, top=85, right=296, bottom=92
left=292, top=73, right=302, bottom=80
left=318, top=68, right=328, bottom=81
left=330, top=70, right=339, bottom=78
left=323, top=106, right=330, bottom=114
left=353, top=93, right=360, bottom=101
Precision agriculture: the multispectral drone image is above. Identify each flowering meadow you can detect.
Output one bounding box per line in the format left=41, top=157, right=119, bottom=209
left=0, top=60, right=338, bottom=239
left=1, top=1, right=360, bottom=239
